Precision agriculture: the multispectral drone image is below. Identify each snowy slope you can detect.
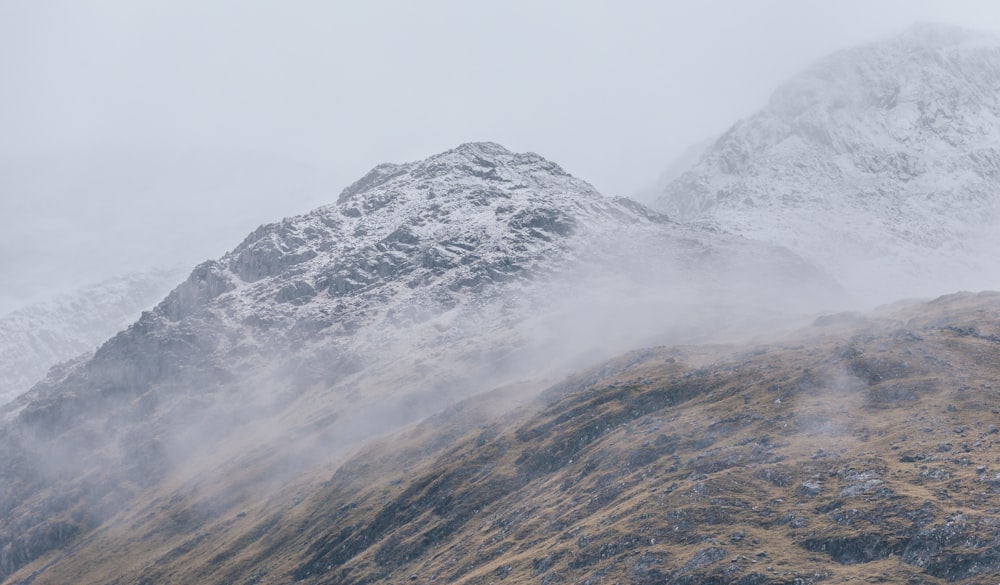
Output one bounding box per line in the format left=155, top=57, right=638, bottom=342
left=655, top=23, right=1000, bottom=303
left=0, top=269, right=183, bottom=405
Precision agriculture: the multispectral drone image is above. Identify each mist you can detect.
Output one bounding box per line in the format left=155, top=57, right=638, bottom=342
left=5, top=1, right=1000, bottom=313
left=3, top=209, right=847, bottom=515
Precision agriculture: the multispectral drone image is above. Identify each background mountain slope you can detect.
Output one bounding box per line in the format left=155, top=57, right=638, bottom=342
left=654, top=23, right=1000, bottom=303
left=0, top=148, right=329, bottom=315
left=0, top=269, right=184, bottom=406
left=0, top=143, right=837, bottom=583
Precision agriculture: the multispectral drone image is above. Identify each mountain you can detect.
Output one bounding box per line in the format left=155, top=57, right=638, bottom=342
left=654, top=23, right=1000, bottom=303
left=0, top=269, right=185, bottom=406
left=0, top=142, right=837, bottom=584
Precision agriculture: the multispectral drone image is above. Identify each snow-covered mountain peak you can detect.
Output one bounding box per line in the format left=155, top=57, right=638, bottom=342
left=336, top=141, right=575, bottom=209
left=6, top=142, right=837, bottom=441
left=220, top=142, right=653, bottom=293
left=150, top=142, right=680, bottom=344
left=766, top=21, right=1000, bottom=128
left=0, top=142, right=842, bottom=582
left=654, top=23, right=1000, bottom=303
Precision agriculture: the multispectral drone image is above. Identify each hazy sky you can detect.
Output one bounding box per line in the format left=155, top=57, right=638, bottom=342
left=4, top=0, right=1000, bottom=312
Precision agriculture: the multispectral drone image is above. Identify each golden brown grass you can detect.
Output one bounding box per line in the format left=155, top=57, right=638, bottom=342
left=9, top=292, right=1000, bottom=584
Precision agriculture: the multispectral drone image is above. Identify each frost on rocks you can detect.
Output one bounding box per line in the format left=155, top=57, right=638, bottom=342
left=654, top=23, right=1000, bottom=304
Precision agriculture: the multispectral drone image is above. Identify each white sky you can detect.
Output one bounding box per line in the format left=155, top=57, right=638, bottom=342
left=3, top=0, right=1000, bottom=312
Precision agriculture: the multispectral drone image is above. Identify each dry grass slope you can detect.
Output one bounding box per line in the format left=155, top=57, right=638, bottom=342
left=8, top=291, right=1000, bottom=584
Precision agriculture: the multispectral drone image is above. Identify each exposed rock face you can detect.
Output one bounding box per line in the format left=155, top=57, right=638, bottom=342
left=654, top=23, right=1000, bottom=303
left=0, top=143, right=835, bottom=584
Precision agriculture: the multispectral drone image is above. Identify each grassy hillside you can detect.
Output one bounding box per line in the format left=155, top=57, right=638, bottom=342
left=9, top=291, right=1000, bottom=584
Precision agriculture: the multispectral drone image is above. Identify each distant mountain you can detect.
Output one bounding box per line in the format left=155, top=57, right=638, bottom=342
left=654, top=23, right=1000, bottom=303
left=0, top=142, right=837, bottom=583
left=632, top=135, right=715, bottom=206
left=0, top=269, right=184, bottom=405
left=0, top=147, right=329, bottom=314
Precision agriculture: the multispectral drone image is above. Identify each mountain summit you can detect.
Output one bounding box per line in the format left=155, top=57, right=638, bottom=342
left=0, top=143, right=834, bottom=584
left=655, top=23, right=1000, bottom=302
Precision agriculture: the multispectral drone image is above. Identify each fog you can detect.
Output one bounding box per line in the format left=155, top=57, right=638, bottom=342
left=4, top=0, right=1000, bottom=313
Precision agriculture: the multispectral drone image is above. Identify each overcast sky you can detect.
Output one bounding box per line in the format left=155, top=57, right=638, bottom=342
left=4, top=0, right=1000, bottom=313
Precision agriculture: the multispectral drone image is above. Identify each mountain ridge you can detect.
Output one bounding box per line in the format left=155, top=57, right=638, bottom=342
left=0, top=142, right=836, bottom=584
